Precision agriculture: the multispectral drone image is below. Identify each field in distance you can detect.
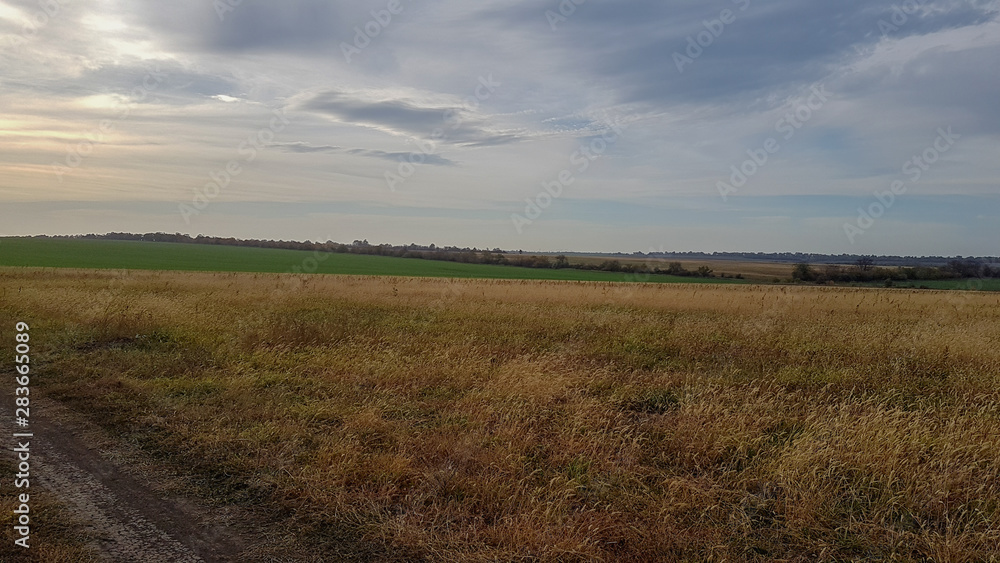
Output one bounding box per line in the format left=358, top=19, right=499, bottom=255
left=560, top=254, right=1000, bottom=290
left=564, top=254, right=798, bottom=281
left=4, top=237, right=997, bottom=291
left=4, top=268, right=998, bottom=561
left=0, top=237, right=738, bottom=285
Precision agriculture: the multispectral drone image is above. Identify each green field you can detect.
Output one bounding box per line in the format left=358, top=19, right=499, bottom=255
left=840, top=278, right=1000, bottom=291
left=0, top=237, right=736, bottom=284
left=3, top=237, right=996, bottom=290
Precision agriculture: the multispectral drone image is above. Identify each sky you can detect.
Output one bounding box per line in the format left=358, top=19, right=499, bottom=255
left=1, top=0, right=998, bottom=255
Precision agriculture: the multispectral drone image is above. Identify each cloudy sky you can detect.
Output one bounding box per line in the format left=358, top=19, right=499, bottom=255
left=1, top=0, right=998, bottom=255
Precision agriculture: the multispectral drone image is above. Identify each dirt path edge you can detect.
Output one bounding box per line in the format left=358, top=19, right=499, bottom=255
left=3, top=397, right=249, bottom=562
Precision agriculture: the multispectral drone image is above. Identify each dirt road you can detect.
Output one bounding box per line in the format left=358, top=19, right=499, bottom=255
left=3, top=398, right=249, bottom=562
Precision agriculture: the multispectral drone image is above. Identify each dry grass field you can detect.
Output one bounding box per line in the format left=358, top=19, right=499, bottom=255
left=3, top=268, right=1000, bottom=561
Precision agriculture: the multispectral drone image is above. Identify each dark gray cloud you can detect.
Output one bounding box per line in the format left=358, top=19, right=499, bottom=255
left=100, top=0, right=999, bottom=128
left=300, top=91, right=454, bottom=134
left=117, top=0, right=402, bottom=53
left=274, top=141, right=456, bottom=165
left=476, top=0, right=998, bottom=109
left=206, top=1, right=348, bottom=51
left=841, top=41, right=1000, bottom=136
left=296, top=89, right=524, bottom=146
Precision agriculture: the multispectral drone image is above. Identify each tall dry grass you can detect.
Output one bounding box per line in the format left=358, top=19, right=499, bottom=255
left=2, top=268, right=999, bottom=561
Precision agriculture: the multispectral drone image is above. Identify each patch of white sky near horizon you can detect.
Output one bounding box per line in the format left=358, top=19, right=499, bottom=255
left=0, top=0, right=998, bottom=254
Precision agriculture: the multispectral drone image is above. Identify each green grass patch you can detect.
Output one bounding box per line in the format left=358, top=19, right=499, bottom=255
left=0, top=237, right=740, bottom=284
left=850, top=278, right=1000, bottom=291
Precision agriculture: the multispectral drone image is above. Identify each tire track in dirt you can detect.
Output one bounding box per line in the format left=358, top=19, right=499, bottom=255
left=3, top=398, right=248, bottom=562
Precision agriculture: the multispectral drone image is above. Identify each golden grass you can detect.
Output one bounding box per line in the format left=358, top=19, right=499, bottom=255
left=2, top=268, right=999, bottom=561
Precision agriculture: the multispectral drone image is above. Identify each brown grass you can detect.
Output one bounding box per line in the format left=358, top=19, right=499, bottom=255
left=2, top=268, right=999, bottom=561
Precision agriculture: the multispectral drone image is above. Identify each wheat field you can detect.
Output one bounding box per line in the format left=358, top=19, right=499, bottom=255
left=2, top=268, right=999, bottom=561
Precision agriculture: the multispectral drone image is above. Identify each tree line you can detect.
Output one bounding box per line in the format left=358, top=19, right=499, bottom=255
left=34, top=234, right=995, bottom=283
left=48, top=233, right=714, bottom=276
left=792, top=258, right=1000, bottom=284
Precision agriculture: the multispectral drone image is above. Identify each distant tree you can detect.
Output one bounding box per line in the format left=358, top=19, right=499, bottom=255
left=696, top=265, right=714, bottom=278
left=792, top=263, right=817, bottom=282
left=824, top=264, right=843, bottom=282
left=948, top=259, right=982, bottom=278
left=856, top=256, right=875, bottom=271
left=666, top=262, right=688, bottom=276
left=553, top=255, right=570, bottom=269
